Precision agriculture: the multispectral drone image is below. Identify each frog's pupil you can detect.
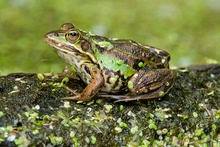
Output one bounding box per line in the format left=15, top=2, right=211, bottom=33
left=70, top=31, right=77, bottom=36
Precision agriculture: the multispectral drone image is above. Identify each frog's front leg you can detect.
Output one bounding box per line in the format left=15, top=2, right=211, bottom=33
left=61, top=66, right=104, bottom=101
left=128, top=68, right=176, bottom=99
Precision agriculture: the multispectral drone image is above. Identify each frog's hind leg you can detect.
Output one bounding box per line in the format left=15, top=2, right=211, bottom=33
left=127, top=68, right=176, bottom=100
left=97, top=68, right=176, bottom=102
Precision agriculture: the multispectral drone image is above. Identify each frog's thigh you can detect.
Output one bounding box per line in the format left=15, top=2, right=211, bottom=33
left=128, top=69, right=176, bottom=96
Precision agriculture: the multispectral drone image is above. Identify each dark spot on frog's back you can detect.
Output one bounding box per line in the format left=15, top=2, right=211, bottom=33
left=159, top=51, right=170, bottom=59
left=132, top=59, right=144, bottom=70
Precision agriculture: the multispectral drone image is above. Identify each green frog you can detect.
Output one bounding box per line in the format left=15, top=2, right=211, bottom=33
left=44, top=23, right=176, bottom=102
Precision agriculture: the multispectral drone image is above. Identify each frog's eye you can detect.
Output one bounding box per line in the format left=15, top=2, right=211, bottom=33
left=66, top=30, right=81, bottom=43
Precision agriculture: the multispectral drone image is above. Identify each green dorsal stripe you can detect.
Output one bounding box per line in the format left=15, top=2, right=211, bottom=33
left=94, top=48, right=136, bottom=79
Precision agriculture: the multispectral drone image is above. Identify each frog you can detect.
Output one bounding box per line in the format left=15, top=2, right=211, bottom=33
left=44, top=23, right=176, bottom=102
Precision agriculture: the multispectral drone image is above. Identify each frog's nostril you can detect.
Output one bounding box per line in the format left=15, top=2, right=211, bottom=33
left=54, top=32, right=59, bottom=37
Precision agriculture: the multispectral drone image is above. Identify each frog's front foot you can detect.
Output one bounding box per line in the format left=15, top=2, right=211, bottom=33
left=62, top=67, right=104, bottom=101
left=61, top=86, right=83, bottom=101
left=61, top=95, right=82, bottom=101
left=61, top=94, right=84, bottom=101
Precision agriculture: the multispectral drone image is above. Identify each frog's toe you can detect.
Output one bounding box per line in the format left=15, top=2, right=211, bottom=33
left=97, top=94, right=139, bottom=102
left=61, top=95, right=82, bottom=101
left=97, top=94, right=128, bottom=100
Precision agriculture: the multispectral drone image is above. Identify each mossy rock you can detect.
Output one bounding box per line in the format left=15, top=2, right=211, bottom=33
left=0, top=64, right=220, bottom=146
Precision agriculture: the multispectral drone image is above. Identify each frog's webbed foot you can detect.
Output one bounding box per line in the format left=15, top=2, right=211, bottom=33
left=97, top=93, right=161, bottom=103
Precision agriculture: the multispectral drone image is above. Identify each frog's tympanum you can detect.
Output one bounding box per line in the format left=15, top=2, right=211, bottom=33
left=44, top=23, right=176, bottom=102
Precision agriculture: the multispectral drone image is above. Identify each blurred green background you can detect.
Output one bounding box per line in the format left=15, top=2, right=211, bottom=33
left=0, top=0, right=220, bottom=76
